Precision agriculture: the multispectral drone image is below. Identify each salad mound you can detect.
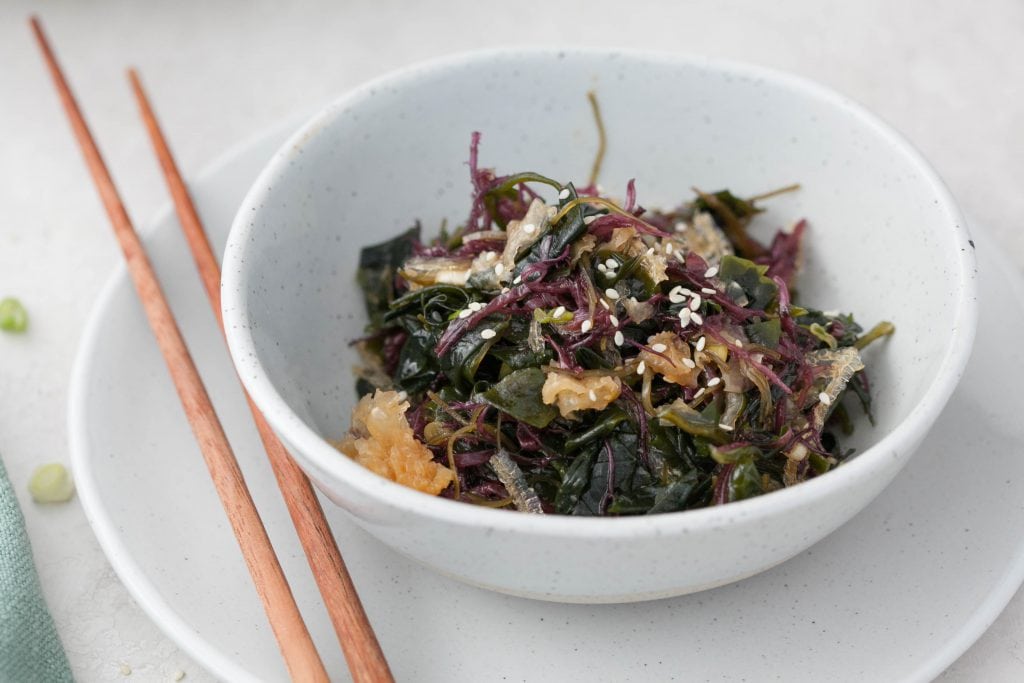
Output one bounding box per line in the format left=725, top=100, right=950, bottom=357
left=341, top=132, right=893, bottom=516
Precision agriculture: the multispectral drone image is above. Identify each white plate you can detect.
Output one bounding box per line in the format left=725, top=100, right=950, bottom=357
left=69, top=124, right=1023, bottom=683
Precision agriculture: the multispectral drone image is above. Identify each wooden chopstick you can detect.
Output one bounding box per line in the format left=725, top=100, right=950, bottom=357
left=29, top=17, right=330, bottom=682
left=128, top=70, right=394, bottom=683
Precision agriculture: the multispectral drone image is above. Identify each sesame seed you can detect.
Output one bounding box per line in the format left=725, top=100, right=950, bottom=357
left=559, top=188, right=571, bottom=200
left=701, top=287, right=716, bottom=295
left=494, top=263, right=505, bottom=276
left=597, top=263, right=608, bottom=272
left=707, top=377, right=722, bottom=387
left=669, top=286, right=687, bottom=304
left=583, top=215, right=597, bottom=225
left=581, top=319, right=593, bottom=333
left=522, top=223, right=536, bottom=235
left=691, top=312, right=704, bottom=325
left=704, top=266, right=719, bottom=278
left=605, top=258, right=618, bottom=270
left=696, top=336, right=706, bottom=351
left=682, top=358, right=696, bottom=369
left=693, top=387, right=706, bottom=399
left=469, top=302, right=483, bottom=311
left=609, top=315, right=619, bottom=327
left=588, top=390, right=598, bottom=401
left=651, top=343, right=667, bottom=353
left=679, top=308, right=692, bottom=326
left=665, top=242, right=674, bottom=255
left=458, top=309, right=472, bottom=319
left=645, top=247, right=655, bottom=256
left=513, top=276, right=522, bottom=284
left=553, top=306, right=566, bottom=317
left=599, top=299, right=611, bottom=310
left=637, top=361, right=646, bottom=375
left=735, top=339, right=744, bottom=348
left=689, top=295, right=702, bottom=311
left=674, top=221, right=687, bottom=232
left=718, top=423, right=734, bottom=432
left=819, top=391, right=832, bottom=406
left=605, top=288, right=620, bottom=300
left=480, top=328, right=496, bottom=339
left=614, top=331, right=624, bottom=346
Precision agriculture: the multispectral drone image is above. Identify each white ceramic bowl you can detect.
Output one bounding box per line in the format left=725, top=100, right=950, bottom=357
left=222, top=49, right=976, bottom=603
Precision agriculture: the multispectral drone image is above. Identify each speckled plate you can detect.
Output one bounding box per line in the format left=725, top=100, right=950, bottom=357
left=68, top=124, right=1024, bottom=682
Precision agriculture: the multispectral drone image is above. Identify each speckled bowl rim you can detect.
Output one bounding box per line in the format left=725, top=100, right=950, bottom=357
left=222, top=47, right=977, bottom=538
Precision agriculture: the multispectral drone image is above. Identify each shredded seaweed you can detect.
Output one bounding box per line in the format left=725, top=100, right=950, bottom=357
left=341, top=102, right=894, bottom=515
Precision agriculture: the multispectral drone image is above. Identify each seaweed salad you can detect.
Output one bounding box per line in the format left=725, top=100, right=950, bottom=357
left=338, top=97, right=894, bottom=516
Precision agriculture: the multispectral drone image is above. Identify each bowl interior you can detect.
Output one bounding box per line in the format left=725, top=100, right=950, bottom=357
left=226, top=50, right=971, bottom=492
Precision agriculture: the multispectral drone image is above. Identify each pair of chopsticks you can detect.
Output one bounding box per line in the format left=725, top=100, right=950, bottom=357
left=31, top=16, right=393, bottom=683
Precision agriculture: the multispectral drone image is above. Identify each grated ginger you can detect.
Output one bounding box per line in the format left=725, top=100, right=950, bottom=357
left=541, top=371, right=621, bottom=418
left=337, top=390, right=454, bottom=495
left=639, top=332, right=700, bottom=387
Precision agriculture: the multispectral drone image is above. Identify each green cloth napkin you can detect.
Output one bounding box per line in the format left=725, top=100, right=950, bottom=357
left=0, top=457, right=73, bottom=683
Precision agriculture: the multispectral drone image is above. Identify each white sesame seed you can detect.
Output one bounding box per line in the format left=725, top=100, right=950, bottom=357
left=614, top=331, right=624, bottom=346
left=689, top=295, right=702, bottom=311
left=581, top=319, right=593, bottom=333
left=701, top=287, right=716, bottom=295
left=674, top=221, right=687, bottom=232
left=646, top=247, right=655, bottom=256
left=513, top=275, right=522, bottom=284
left=691, top=312, right=704, bottom=325
left=588, top=390, right=598, bottom=401
left=605, top=258, right=618, bottom=270
left=599, top=299, right=611, bottom=310
left=469, top=302, right=483, bottom=311
left=597, top=263, right=608, bottom=273
left=707, top=377, right=722, bottom=387
left=819, top=391, right=832, bottom=406
left=609, top=315, right=619, bottom=327
left=553, top=306, right=566, bottom=317
left=559, top=188, right=571, bottom=200
left=637, top=361, right=646, bottom=375
left=696, top=336, right=707, bottom=351
left=675, top=250, right=687, bottom=262
left=666, top=243, right=675, bottom=256
left=522, top=223, right=536, bottom=235
left=682, top=358, right=696, bottom=369
left=693, top=387, right=706, bottom=399
left=651, top=343, right=668, bottom=353
left=458, top=309, right=472, bottom=319
left=605, top=288, right=620, bottom=300
left=704, top=266, right=719, bottom=278
left=679, top=308, right=692, bottom=326
left=735, top=339, right=744, bottom=348
left=494, top=263, right=505, bottom=276
left=669, top=286, right=687, bottom=304
left=480, top=328, right=496, bottom=339
left=583, top=215, right=597, bottom=225
left=718, top=423, right=734, bottom=432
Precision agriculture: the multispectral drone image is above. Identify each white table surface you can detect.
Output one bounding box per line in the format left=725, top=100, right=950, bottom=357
left=1, top=1, right=1021, bottom=680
